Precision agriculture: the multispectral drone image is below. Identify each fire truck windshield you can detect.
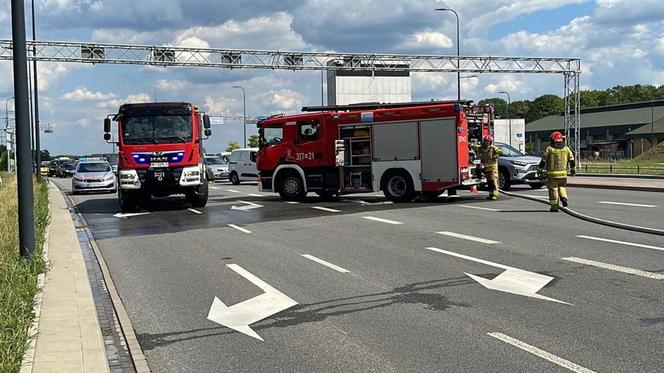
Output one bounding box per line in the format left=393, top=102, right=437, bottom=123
left=122, top=115, right=193, bottom=145
left=259, top=126, right=283, bottom=148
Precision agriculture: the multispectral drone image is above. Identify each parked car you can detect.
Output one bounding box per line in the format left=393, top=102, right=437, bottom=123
left=204, top=156, right=230, bottom=182
left=228, top=148, right=258, bottom=185
left=59, top=160, right=78, bottom=178
left=495, top=142, right=543, bottom=190
left=49, top=159, right=66, bottom=176
left=40, top=161, right=51, bottom=176
left=71, top=160, right=116, bottom=194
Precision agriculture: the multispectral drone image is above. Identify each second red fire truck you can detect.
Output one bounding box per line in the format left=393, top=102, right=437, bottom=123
left=256, top=101, right=491, bottom=202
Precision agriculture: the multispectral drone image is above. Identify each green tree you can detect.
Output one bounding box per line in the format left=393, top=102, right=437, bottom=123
left=0, top=145, right=7, bottom=171
left=509, top=100, right=531, bottom=120
left=226, top=140, right=241, bottom=152
left=526, top=94, right=564, bottom=123
left=248, top=134, right=260, bottom=148
left=477, top=98, right=508, bottom=118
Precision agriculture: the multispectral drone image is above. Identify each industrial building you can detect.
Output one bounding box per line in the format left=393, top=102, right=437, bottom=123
left=526, top=100, right=664, bottom=159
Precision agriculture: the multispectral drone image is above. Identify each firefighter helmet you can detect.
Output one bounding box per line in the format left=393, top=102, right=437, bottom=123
left=551, top=131, right=564, bottom=142
left=482, top=135, right=493, bottom=144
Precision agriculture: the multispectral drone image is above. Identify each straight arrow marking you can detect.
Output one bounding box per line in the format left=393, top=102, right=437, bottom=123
left=231, top=200, right=264, bottom=211
left=113, top=212, right=150, bottom=219
left=425, top=247, right=570, bottom=304
left=207, top=264, right=298, bottom=341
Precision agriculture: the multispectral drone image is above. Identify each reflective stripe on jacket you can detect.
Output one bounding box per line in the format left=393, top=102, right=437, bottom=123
left=545, top=146, right=574, bottom=178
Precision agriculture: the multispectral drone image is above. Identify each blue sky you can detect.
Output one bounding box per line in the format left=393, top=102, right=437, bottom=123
left=1, top=0, right=663, bottom=155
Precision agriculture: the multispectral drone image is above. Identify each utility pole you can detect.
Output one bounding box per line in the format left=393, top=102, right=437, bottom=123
left=31, top=0, right=41, bottom=179
left=435, top=8, right=460, bottom=101
left=11, top=0, right=37, bottom=256
left=499, top=91, right=511, bottom=147
left=232, top=85, right=247, bottom=147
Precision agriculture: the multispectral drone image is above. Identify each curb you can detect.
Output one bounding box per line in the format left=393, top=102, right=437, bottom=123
left=576, top=173, right=664, bottom=180
left=568, top=183, right=664, bottom=193
left=55, top=183, right=151, bottom=373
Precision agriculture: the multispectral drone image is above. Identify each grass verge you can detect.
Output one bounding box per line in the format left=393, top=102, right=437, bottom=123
left=0, top=174, right=49, bottom=373
left=580, top=161, right=664, bottom=175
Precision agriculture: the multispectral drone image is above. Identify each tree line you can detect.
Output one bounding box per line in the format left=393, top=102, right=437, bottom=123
left=478, top=84, right=664, bottom=123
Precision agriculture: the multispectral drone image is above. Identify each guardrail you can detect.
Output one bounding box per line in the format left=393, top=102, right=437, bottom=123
left=581, top=164, right=664, bottom=175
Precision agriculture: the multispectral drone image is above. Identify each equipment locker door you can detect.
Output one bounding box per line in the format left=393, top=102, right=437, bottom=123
left=419, top=118, right=457, bottom=181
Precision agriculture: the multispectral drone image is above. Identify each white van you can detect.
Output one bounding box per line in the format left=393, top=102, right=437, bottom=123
left=228, top=148, right=258, bottom=185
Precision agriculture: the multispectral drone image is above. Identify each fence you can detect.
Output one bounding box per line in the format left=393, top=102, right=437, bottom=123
left=581, top=164, right=664, bottom=175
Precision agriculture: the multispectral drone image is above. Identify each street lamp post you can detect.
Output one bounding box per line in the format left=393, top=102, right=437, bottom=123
left=232, top=85, right=247, bottom=147
left=435, top=7, right=460, bottom=101
left=31, top=0, right=41, bottom=178
left=5, top=97, right=14, bottom=172
left=499, top=91, right=512, bottom=147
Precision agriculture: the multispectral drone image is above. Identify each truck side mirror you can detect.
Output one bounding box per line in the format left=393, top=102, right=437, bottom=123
left=203, top=114, right=211, bottom=129
left=104, top=133, right=111, bottom=141
left=204, top=129, right=212, bottom=137
left=104, top=118, right=111, bottom=133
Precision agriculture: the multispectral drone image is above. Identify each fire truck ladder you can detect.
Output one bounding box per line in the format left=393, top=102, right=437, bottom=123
left=0, top=39, right=581, bottom=157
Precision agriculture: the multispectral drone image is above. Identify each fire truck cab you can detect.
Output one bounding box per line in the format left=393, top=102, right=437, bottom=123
left=256, top=101, right=490, bottom=202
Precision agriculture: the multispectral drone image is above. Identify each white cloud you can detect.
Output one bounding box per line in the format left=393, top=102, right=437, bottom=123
left=484, top=76, right=527, bottom=94
left=37, top=63, right=89, bottom=91
left=259, top=89, right=305, bottom=112
left=97, top=93, right=151, bottom=109
left=656, top=37, right=664, bottom=55
left=399, top=30, right=452, bottom=50
left=61, top=87, right=116, bottom=102
left=412, top=72, right=447, bottom=92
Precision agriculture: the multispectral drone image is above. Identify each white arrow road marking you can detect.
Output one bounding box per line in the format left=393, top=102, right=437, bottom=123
left=247, top=193, right=267, bottom=197
left=227, top=189, right=241, bottom=193
left=187, top=208, right=203, bottom=214
left=577, top=235, right=664, bottom=252
left=341, top=199, right=394, bottom=206
left=302, top=254, right=350, bottom=273
left=598, top=201, right=657, bottom=208
left=362, top=216, right=403, bottom=225
left=460, top=205, right=501, bottom=212
left=488, top=332, right=595, bottom=373
left=285, top=201, right=300, bottom=204
left=207, top=264, right=298, bottom=341
left=210, top=186, right=221, bottom=190
left=113, top=212, right=150, bottom=219
left=562, top=257, right=664, bottom=280
left=311, top=206, right=341, bottom=213
left=231, top=200, right=264, bottom=211
left=425, top=247, right=570, bottom=304
left=437, top=231, right=500, bottom=244
left=228, top=224, right=252, bottom=234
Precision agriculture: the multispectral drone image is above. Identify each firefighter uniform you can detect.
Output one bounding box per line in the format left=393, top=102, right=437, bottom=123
left=473, top=139, right=503, bottom=200
left=542, top=143, right=575, bottom=212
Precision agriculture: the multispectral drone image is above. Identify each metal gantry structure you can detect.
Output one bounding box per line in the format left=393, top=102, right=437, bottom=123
left=0, top=38, right=581, bottom=155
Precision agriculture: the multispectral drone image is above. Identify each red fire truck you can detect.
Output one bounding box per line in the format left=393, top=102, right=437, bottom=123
left=256, top=101, right=491, bottom=202
left=103, top=102, right=212, bottom=211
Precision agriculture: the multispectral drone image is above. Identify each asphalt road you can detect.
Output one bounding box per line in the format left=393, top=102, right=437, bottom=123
left=50, top=177, right=664, bottom=373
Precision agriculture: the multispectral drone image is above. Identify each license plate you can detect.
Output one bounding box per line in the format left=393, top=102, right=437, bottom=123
left=151, top=162, right=169, bottom=168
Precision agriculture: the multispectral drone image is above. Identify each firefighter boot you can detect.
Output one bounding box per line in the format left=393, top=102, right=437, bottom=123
left=560, top=197, right=568, bottom=207
left=549, top=203, right=559, bottom=212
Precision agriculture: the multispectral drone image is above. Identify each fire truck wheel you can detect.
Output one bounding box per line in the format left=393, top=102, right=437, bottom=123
left=382, top=171, right=414, bottom=202
left=118, top=189, right=139, bottom=212
left=188, top=182, right=209, bottom=208
left=230, top=172, right=240, bottom=185
left=277, top=173, right=306, bottom=201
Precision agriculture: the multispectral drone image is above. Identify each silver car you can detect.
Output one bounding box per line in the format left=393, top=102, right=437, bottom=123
left=72, top=160, right=117, bottom=194
left=204, top=156, right=230, bottom=181
left=495, top=142, right=544, bottom=190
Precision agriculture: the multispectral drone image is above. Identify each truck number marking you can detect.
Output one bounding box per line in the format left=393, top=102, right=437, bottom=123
left=296, top=152, right=315, bottom=161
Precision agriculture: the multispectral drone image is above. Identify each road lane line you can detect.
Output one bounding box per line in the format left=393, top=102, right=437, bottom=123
left=301, top=254, right=350, bottom=273
left=460, top=205, right=501, bottom=212
left=437, top=231, right=500, bottom=245
left=598, top=201, right=657, bottom=208
left=312, top=206, right=341, bottom=213
left=210, top=186, right=221, bottom=190
left=488, top=332, right=595, bottom=373
left=247, top=193, right=266, bottom=197
left=187, top=208, right=203, bottom=214
left=362, top=216, right=403, bottom=225
left=577, top=235, right=664, bottom=252
left=228, top=224, right=252, bottom=234
left=562, top=257, right=664, bottom=280
left=227, top=189, right=240, bottom=193
left=285, top=201, right=300, bottom=204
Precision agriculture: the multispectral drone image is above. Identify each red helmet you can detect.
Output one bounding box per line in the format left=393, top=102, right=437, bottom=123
left=551, top=131, right=564, bottom=142
left=483, top=135, right=493, bottom=144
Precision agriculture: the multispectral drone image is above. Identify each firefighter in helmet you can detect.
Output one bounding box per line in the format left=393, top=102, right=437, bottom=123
left=472, top=135, right=503, bottom=200
left=540, top=131, right=576, bottom=212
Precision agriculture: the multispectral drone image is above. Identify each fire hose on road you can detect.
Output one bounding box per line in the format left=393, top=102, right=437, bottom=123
left=500, top=189, right=664, bottom=237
